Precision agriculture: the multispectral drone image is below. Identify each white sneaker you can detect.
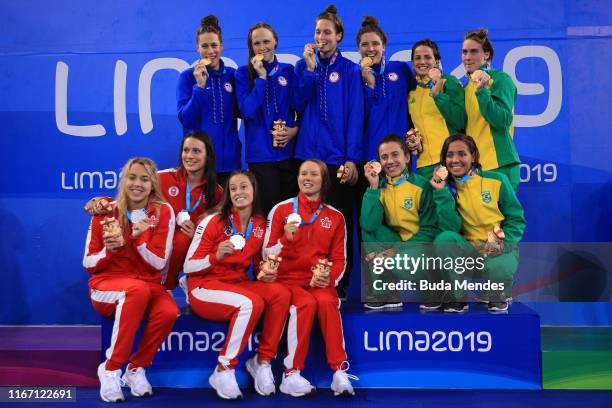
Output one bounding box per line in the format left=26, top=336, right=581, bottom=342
left=246, top=356, right=275, bottom=396
left=178, top=275, right=189, bottom=305
left=279, top=370, right=315, bottom=397
left=331, top=363, right=358, bottom=397
left=121, top=366, right=153, bottom=397
left=97, top=362, right=125, bottom=403
left=209, top=367, right=243, bottom=400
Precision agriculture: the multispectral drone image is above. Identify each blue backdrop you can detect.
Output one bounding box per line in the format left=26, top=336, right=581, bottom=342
left=1, top=0, right=611, bottom=324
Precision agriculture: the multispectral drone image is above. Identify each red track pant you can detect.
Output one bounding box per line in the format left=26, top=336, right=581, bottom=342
left=90, top=277, right=179, bottom=371
left=187, top=278, right=290, bottom=368
left=283, top=285, right=348, bottom=371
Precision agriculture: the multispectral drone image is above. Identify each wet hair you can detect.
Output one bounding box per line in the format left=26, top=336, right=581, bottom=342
left=299, top=159, right=330, bottom=204
left=196, top=15, right=223, bottom=45
left=246, top=22, right=279, bottom=88
left=217, top=170, right=263, bottom=224
left=316, top=4, right=344, bottom=41
left=378, top=133, right=411, bottom=159
left=411, top=38, right=441, bottom=62
left=356, top=16, right=387, bottom=47
left=463, top=28, right=494, bottom=61
left=116, top=157, right=166, bottom=236
left=177, top=131, right=219, bottom=208
left=440, top=134, right=482, bottom=194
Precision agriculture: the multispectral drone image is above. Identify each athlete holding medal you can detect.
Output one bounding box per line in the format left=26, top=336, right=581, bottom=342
left=462, top=28, right=520, bottom=190
left=183, top=170, right=290, bottom=400
left=360, top=135, right=439, bottom=310
left=84, top=132, right=223, bottom=290
left=431, top=134, right=525, bottom=313
left=409, top=39, right=466, bottom=180
left=235, top=22, right=299, bottom=216
left=358, top=16, right=415, bottom=165
left=293, top=4, right=364, bottom=300
left=177, top=15, right=241, bottom=187
left=264, top=159, right=357, bottom=397
left=83, top=158, right=178, bottom=403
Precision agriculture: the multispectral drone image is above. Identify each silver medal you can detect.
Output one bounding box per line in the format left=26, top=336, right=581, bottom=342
left=230, top=234, right=246, bottom=250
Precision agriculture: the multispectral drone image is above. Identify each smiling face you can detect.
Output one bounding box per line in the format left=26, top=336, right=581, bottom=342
left=378, top=141, right=410, bottom=178
left=412, top=45, right=438, bottom=77
left=315, top=19, right=342, bottom=57
left=197, top=32, right=223, bottom=69
left=462, top=39, right=489, bottom=74
left=359, top=32, right=384, bottom=65
left=125, top=163, right=152, bottom=209
left=229, top=174, right=254, bottom=210
left=181, top=137, right=206, bottom=176
left=250, top=27, right=276, bottom=63
left=445, top=140, right=475, bottom=177
left=298, top=161, right=323, bottom=198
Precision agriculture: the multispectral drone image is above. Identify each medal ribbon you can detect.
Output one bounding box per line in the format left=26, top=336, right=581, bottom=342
left=184, top=180, right=203, bottom=213
left=267, top=63, right=279, bottom=77
left=371, top=56, right=386, bottom=77
left=385, top=167, right=410, bottom=187
left=448, top=169, right=476, bottom=196
left=314, top=49, right=338, bottom=69
left=293, top=197, right=324, bottom=226
left=416, top=76, right=433, bottom=89
left=230, top=214, right=253, bottom=239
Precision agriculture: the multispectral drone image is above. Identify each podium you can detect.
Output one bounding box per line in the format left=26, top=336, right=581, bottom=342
left=101, top=301, right=541, bottom=389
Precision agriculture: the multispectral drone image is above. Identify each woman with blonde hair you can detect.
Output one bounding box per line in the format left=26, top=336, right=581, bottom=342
left=83, top=158, right=178, bottom=403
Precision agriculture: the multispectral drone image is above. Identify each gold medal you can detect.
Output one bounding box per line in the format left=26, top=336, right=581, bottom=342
left=360, top=56, right=373, bottom=68
left=254, top=54, right=264, bottom=62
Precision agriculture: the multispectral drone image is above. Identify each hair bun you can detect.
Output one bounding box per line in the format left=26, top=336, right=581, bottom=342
left=324, top=4, right=337, bottom=14
left=361, top=16, right=379, bottom=28
left=475, top=27, right=489, bottom=38
left=201, top=15, right=219, bottom=28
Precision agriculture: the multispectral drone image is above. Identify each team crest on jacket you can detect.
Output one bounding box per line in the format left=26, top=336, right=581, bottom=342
left=148, top=215, right=157, bottom=227
left=328, top=72, right=340, bottom=83
left=278, top=76, right=288, bottom=86
left=168, top=186, right=179, bottom=197
left=403, top=197, right=413, bottom=210
left=224, top=225, right=233, bottom=236
left=224, top=82, right=233, bottom=93
left=481, top=191, right=492, bottom=203
left=387, top=72, right=399, bottom=81
left=320, top=216, right=332, bottom=229
left=252, top=226, right=264, bottom=239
